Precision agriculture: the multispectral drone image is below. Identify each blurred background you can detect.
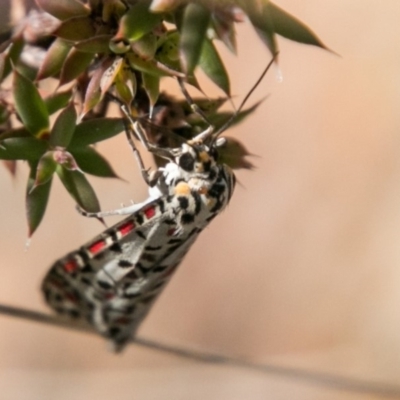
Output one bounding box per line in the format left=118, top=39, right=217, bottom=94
left=1, top=0, right=400, bottom=399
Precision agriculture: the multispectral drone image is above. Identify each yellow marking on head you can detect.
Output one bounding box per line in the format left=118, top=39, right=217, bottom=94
left=174, top=181, right=191, bottom=196
left=199, top=151, right=210, bottom=162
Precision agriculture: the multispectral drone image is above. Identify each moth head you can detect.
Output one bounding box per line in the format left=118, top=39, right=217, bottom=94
left=175, top=142, right=220, bottom=174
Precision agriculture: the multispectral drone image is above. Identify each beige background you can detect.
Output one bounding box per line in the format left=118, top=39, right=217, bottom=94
left=1, top=0, right=400, bottom=398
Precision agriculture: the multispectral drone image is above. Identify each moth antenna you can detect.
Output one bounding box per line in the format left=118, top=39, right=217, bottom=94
left=213, top=53, right=278, bottom=140
left=177, top=79, right=214, bottom=127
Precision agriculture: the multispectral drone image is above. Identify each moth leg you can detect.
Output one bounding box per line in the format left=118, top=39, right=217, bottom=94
left=76, top=197, right=156, bottom=218
left=120, top=104, right=175, bottom=161
left=177, top=78, right=215, bottom=142
left=121, top=113, right=154, bottom=186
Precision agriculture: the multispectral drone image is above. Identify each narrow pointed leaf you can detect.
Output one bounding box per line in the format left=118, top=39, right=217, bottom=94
left=1, top=36, right=24, bottom=82
left=36, top=38, right=71, bottom=80
left=33, top=150, right=57, bottom=188
left=99, top=57, right=123, bottom=95
left=130, top=32, right=157, bottom=59
left=211, top=14, right=237, bottom=54
left=69, top=118, right=124, bottom=148
left=75, top=35, right=113, bottom=53
left=36, top=0, right=90, bottom=21
left=80, top=57, right=115, bottom=118
left=73, top=147, right=120, bottom=178
left=180, top=3, right=210, bottom=74
left=59, top=48, right=94, bottom=86
left=49, top=102, right=77, bottom=147
left=0, top=127, right=31, bottom=141
left=199, top=38, right=230, bottom=96
left=81, top=71, right=103, bottom=119
left=245, top=1, right=278, bottom=55
left=26, top=160, right=52, bottom=237
left=142, top=72, right=159, bottom=107
left=13, top=69, right=50, bottom=138
left=44, top=89, right=73, bottom=115
left=267, top=2, right=327, bottom=49
left=126, top=52, right=168, bottom=77
left=115, top=66, right=137, bottom=105
left=57, top=166, right=101, bottom=212
left=54, top=16, right=96, bottom=42
left=116, top=0, right=163, bottom=42
left=0, top=137, right=47, bottom=160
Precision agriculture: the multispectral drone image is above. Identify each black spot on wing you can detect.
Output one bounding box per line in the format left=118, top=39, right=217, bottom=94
left=118, top=260, right=134, bottom=268
left=110, top=243, right=122, bottom=253
left=136, top=230, right=146, bottom=240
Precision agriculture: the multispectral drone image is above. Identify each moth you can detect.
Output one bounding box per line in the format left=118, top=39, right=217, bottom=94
left=42, top=59, right=274, bottom=351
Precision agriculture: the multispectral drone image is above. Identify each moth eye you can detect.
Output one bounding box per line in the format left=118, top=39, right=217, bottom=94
left=210, top=147, right=219, bottom=162
left=178, top=152, right=195, bottom=171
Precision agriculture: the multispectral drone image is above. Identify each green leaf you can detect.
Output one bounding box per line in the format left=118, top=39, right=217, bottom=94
left=0, top=127, right=31, bottom=141
left=114, top=66, right=137, bottom=106
left=157, top=30, right=180, bottom=65
left=1, top=36, right=24, bottom=82
left=44, top=89, right=73, bottom=115
left=36, top=38, right=72, bottom=80
left=244, top=0, right=278, bottom=55
left=130, top=32, right=157, bottom=59
left=57, top=166, right=101, bottom=212
left=116, top=0, right=163, bottom=42
left=49, top=102, right=77, bottom=147
left=0, top=137, right=47, bottom=160
left=211, top=13, right=237, bottom=54
left=199, top=38, right=230, bottom=96
left=13, top=69, right=50, bottom=139
left=59, top=48, right=94, bottom=86
left=73, top=147, right=120, bottom=178
left=32, top=150, right=57, bottom=189
left=142, top=72, right=159, bottom=107
left=69, top=118, right=124, bottom=148
left=126, top=51, right=169, bottom=77
left=26, top=160, right=52, bottom=237
left=54, top=16, right=96, bottom=42
left=180, top=3, right=210, bottom=74
left=36, top=0, right=91, bottom=21
left=75, top=35, right=113, bottom=53
left=267, top=2, right=327, bottom=49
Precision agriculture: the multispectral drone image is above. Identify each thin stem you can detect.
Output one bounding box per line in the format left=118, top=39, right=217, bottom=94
left=0, top=303, right=399, bottom=397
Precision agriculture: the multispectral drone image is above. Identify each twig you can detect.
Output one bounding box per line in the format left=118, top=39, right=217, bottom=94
left=0, top=303, right=400, bottom=398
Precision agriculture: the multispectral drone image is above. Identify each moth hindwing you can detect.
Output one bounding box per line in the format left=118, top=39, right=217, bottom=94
left=42, top=101, right=236, bottom=351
